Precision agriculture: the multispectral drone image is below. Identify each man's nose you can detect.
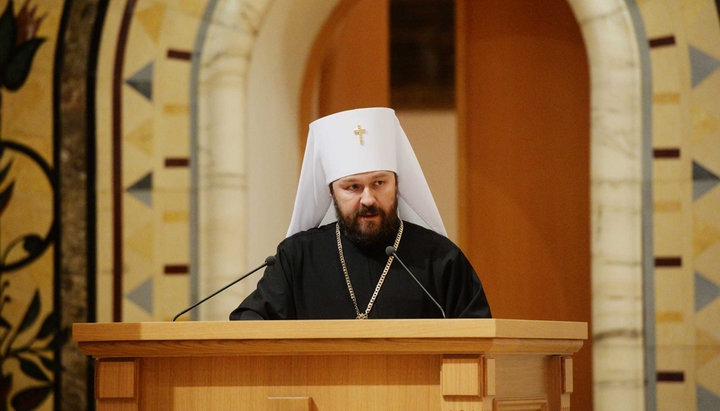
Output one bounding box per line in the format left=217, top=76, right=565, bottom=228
left=359, top=187, right=376, bottom=206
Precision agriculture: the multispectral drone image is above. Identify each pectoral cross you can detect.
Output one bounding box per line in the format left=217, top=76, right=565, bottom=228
left=354, top=125, right=367, bottom=145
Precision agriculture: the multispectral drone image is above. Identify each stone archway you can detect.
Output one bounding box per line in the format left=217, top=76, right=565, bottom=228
left=192, top=0, right=342, bottom=320
left=565, top=1, right=650, bottom=409
left=193, top=0, right=649, bottom=409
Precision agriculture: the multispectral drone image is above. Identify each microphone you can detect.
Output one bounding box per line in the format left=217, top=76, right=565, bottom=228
left=385, top=246, right=446, bottom=319
left=172, top=255, right=276, bottom=321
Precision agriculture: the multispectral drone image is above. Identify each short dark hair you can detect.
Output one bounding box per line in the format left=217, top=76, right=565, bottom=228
left=329, top=172, right=398, bottom=196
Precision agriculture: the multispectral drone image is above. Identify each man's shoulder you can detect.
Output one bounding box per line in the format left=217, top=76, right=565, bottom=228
left=280, top=222, right=336, bottom=247
left=400, top=221, right=474, bottom=270
left=401, top=220, right=459, bottom=251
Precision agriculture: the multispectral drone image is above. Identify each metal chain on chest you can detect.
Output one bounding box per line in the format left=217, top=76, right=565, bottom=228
left=336, top=220, right=404, bottom=319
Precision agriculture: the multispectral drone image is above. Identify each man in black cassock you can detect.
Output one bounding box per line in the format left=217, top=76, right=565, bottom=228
left=230, top=108, right=490, bottom=320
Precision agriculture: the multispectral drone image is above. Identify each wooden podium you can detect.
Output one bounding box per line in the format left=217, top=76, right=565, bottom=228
left=73, top=319, right=586, bottom=411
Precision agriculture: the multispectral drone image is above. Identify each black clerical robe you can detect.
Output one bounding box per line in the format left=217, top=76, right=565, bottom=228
left=230, top=221, right=491, bottom=320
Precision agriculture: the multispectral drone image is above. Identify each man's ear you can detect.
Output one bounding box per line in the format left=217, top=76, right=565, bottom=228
left=328, top=182, right=334, bottom=198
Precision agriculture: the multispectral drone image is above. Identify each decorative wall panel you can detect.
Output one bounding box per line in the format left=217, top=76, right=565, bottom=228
left=94, top=0, right=210, bottom=322
left=637, top=0, right=720, bottom=409
left=0, top=0, right=65, bottom=409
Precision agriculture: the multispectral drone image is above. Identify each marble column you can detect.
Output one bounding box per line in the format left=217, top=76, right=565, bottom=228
left=567, top=1, right=647, bottom=410
left=195, top=0, right=272, bottom=320
left=195, top=0, right=340, bottom=320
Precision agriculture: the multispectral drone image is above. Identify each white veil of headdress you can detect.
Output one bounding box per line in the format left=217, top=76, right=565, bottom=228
left=286, top=107, right=447, bottom=237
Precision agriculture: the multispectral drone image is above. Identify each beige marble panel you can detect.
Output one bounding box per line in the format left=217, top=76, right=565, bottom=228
left=653, top=211, right=688, bottom=255
left=651, top=47, right=683, bottom=93
left=656, top=380, right=695, bottom=411
left=653, top=105, right=684, bottom=148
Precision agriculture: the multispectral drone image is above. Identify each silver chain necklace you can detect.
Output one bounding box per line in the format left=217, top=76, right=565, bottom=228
left=336, top=220, right=404, bottom=319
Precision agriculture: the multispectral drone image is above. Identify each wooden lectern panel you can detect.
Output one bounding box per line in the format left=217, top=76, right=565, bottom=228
left=441, top=356, right=482, bottom=396
left=140, top=355, right=440, bottom=410
left=267, top=397, right=313, bottom=411
left=73, top=319, right=586, bottom=411
left=95, top=359, right=138, bottom=399
left=494, top=397, right=548, bottom=410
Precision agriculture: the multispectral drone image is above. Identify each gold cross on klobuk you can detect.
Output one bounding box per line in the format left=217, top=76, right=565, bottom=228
left=354, top=125, right=367, bottom=145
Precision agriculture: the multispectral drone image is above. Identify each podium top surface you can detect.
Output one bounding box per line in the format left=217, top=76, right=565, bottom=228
left=73, top=319, right=587, bottom=342
left=73, top=319, right=587, bottom=358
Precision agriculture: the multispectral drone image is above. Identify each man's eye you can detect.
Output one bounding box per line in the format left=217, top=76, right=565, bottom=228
left=374, top=180, right=385, bottom=186
left=347, top=185, right=358, bottom=191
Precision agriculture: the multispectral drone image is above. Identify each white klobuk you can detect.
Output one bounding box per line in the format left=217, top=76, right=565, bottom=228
left=286, top=107, right=447, bottom=238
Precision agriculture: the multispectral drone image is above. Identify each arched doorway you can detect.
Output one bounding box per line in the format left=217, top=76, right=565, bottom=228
left=196, top=0, right=649, bottom=408
left=300, top=0, right=592, bottom=405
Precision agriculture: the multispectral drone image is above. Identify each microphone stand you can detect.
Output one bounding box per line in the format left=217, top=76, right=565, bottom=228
left=172, top=255, right=276, bottom=321
left=385, top=246, right=446, bottom=318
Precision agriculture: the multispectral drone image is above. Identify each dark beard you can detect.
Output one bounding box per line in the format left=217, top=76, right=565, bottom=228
left=333, top=197, right=400, bottom=250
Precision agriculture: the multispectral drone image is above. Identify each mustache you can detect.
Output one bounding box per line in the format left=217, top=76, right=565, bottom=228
left=333, top=195, right=400, bottom=249
left=355, top=205, right=380, bottom=217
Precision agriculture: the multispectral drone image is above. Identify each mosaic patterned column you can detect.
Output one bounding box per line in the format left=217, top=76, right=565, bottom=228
left=95, top=0, right=213, bottom=322
left=636, top=0, right=720, bottom=409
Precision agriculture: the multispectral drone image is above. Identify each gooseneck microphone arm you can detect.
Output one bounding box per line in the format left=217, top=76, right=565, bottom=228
left=385, top=246, right=446, bottom=319
left=172, top=255, right=276, bottom=321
